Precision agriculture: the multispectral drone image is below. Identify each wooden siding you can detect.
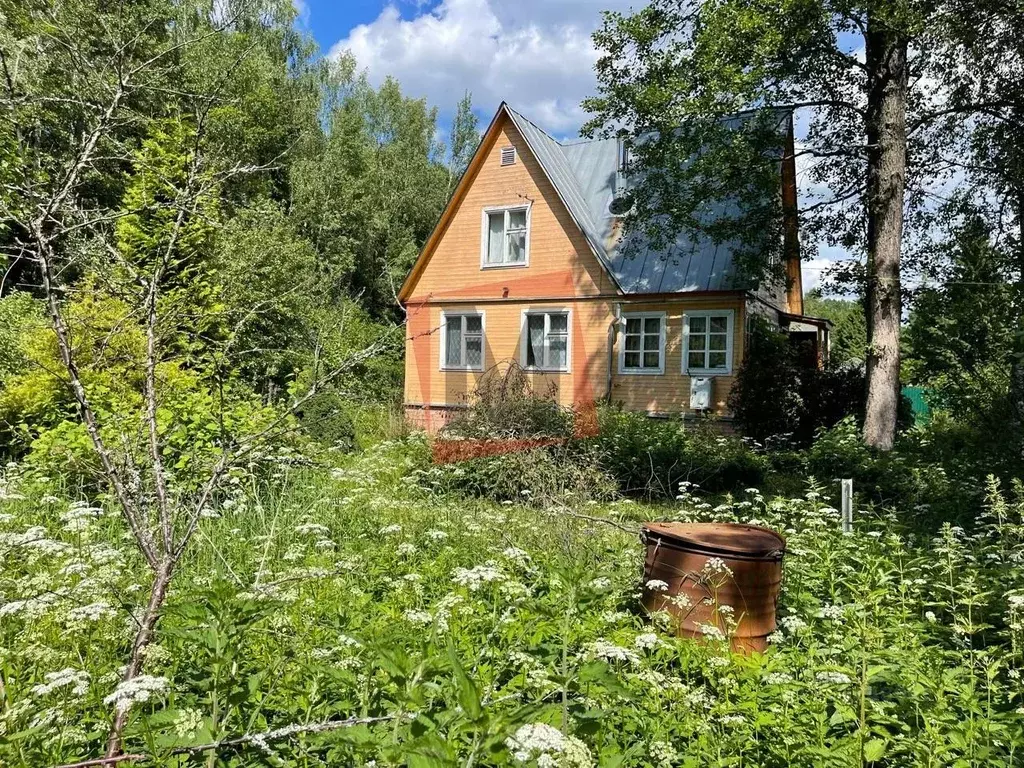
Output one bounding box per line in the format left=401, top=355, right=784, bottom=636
left=403, top=115, right=615, bottom=302
left=405, top=295, right=746, bottom=418
left=609, top=297, right=746, bottom=415
left=404, top=299, right=612, bottom=410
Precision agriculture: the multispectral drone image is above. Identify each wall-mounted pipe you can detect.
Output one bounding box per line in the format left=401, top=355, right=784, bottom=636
left=606, top=303, right=622, bottom=403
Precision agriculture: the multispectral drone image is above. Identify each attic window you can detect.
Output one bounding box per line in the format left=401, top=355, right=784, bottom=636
left=500, top=146, right=516, bottom=166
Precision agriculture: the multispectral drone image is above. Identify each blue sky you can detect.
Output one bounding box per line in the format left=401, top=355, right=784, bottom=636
left=303, top=0, right=851, bottom=287
left=299, top=0, right=641, bottom=137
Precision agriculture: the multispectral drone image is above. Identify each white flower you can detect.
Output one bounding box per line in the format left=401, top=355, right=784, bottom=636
left=174, top=708, right=204, bottom=739
left=645, top=579, right=670, bottom=592
left=696, top=623, right=726, bottom=641
left=763, top=672, right=793, bottom=685
left=506, top=723, right=593, bottom=767
left=403, top=609, right=433, bottom=625
left=452, top=564, right=505, bottom=591
left=379, top=524, right=402, bottom=535
left=295, top=522, right=330, bottom=536
left=780, top=615, right=807, bottom=633
left=925, top=611, right=937, bottom=623
left=815, top=671, right=853, bottom=685
left=701, top=558, right=734, bottom=579
left=397, top=542, right=417, bottom=556
left=817, top=604, right=845, bottom=621
left=67, top=601, right=116, bottom=622
left=634, top=632, right=660, bottom=650
left=425, top=529, right=448, bottom=541
left=589, top=640, right=641, bottom=665
left=589, top=577, right=611, bottom=589
left=767, top=631, right=785, bottom=644
left=103, top=675, right=169, bottom=713
left=32, top=668, right=90, bottom=698
left=649, top=740, right=678, bottom=767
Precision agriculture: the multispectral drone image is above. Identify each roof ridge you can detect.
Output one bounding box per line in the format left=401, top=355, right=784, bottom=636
left=503, top=104, right=566, bottom=146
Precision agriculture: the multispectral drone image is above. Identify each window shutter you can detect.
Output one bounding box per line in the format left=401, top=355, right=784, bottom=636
left=500, top=146, right=516, bottom=166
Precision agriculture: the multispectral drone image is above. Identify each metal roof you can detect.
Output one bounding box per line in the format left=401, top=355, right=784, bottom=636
left=504, top=104, right=789, bottom=295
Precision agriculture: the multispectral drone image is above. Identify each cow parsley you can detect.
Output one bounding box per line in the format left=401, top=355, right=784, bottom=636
left=32, top=668, right=90, bottom=698
left=506, top=723, right=593, bottom=767
left=103, top=675, right=169, bottom=713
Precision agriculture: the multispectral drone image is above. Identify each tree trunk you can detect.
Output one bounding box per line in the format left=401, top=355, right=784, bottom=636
left=1011, top=190, right=1024, bottom=462
left=862, top=14, right=909, bottom=451
left=105, top=560, right=174, bottom=758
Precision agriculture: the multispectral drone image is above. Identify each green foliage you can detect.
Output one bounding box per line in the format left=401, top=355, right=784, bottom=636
left=289, top=60, right=452, bottom=318
left=0, top=293, right=44, bottom=386
left=5, top=439, right=1024, bottom=765
left=429, top=445, right=619, bottom=508
left=0, top=291, right=279, bottom=486
left=727, top=319, right=803, bottom=444
left=904, top=211, right=1017, bottom=438
left=729, top=318, right=912, bottom=447
left=804, top=290, right=867, bottom=365
left=298, top=390, right=356, bottom=452
left=806, top=418, right=965, bottom=516
left=587, top=408, right=768, bottom=499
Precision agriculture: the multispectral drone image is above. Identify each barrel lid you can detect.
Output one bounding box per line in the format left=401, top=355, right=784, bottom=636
left=642, top=522, right=785, bottom=559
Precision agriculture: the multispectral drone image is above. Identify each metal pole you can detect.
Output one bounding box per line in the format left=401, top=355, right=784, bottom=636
left=841, top=479, right=853, bottom=534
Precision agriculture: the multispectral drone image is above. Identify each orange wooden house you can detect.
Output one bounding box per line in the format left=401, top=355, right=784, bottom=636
left=398, top=103, right=827, bottom=432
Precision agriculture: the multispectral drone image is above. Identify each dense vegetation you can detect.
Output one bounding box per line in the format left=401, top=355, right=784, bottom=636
left=4, top=436, right=1024, bottom=766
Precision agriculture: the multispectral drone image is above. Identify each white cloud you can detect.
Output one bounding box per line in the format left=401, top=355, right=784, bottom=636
left=329, top=0, right=637, bottom=135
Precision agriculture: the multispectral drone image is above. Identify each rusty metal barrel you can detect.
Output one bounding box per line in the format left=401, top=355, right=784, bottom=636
left=640, top=522, right=786, bottom=653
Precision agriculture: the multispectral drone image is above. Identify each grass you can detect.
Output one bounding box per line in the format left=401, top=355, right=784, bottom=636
left=1, top=436, right=1023, bottom=766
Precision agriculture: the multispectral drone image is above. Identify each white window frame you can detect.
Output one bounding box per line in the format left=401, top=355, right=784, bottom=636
left=682, top=309, right=735, bottom=375
left=439, top=310, right=485, bottom=371
left=520, top=308, right=572, bottom=373
left=480, top=204, right=531, bottom=269
left=618, top=312, right=666, bottom=375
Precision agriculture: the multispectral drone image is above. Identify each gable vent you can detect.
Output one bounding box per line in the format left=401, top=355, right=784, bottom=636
left=500, top=146, right=516, bottom=166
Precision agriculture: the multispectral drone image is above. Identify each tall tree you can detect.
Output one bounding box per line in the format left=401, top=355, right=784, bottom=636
left=583, top=0, right=1009, bottom=449
left=928, top=0, right=1024, bottom=459
left=446, top=90, right=480, bottom=198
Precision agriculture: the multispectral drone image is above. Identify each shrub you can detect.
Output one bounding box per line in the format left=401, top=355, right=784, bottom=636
left=442, top=362, right=574, bottom=440
left=727, top=319, right=803, bottom=443
left=806, top=417, right=961, bottom=517
left=297, top=390, right=356, bottom=451
left=587, top=408, right=768, bottom=499
left=730, top=318, right=913, bottom=446
left=429, top=444, right=618, bottom=507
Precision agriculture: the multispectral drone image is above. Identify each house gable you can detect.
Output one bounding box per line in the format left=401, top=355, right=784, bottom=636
left=399, top=107, right=617, bottom=303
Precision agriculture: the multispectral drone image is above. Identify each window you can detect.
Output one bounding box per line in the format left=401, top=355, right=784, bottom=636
left=442, top=312, right=484, bottom=370
left=500, top=146, right=516, bottom=166
left=522, top=311, right=570, bottom=372
left=481, top=206, right=529, bottom=267
left=619, top=313, right=664, bottom=374
left=683, top=310, right=734, bottom=374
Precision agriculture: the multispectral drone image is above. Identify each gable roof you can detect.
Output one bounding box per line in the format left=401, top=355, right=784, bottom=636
left=399, top=102, right=792, bottom=302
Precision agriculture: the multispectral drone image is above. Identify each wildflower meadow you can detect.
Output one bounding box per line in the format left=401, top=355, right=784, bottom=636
left=2, top=435, right=1023, bottom=766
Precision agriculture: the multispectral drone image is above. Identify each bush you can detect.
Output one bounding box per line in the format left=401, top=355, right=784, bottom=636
left=730, top=318, right=913, bottom=447
left=297, top=390, right=356, bottom=451
left=587, top=408, right=769, bottom=499
left=727, top=319, right=803, bottom=444
left=806, top=417, right=962, bottom=517
left=442, top=362, right=574, bottom=440
left=429, top=444, right=618, bottom=507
